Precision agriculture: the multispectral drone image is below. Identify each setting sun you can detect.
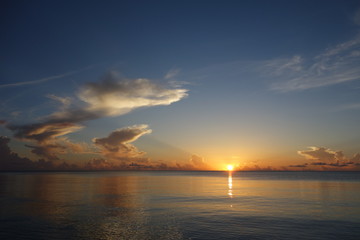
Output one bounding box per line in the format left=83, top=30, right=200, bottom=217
left=227, top=165, right=234, bottom=171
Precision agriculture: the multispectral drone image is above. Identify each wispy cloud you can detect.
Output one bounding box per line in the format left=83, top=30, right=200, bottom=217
left=268, top=8, right=360, bottom=92
left=0, top=65, right=94, bottom=88
left=334, top=103, right=360, bottom=111
left=184, top=32, right=360, bottom=93
left=354, top=8, right=360, bottom=26
left=269, top=35, right=360, bottom=91
left=164, top=68, right=181, bottom=80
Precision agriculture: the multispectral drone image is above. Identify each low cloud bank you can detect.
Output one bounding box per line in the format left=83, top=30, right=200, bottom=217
left=0, top=136, right=210, bottom=171
left=289, top=146, right=360, bottom=170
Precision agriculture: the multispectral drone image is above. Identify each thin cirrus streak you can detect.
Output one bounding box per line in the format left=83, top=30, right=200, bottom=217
left=269, top=35, right=360, bottom=92
left=0, top=64, right=96, bottom=88
left=181, top=34, right=360, bottom=94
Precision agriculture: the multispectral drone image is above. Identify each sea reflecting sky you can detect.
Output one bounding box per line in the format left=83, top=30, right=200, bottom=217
left=1, top=171, right=360, bottom=239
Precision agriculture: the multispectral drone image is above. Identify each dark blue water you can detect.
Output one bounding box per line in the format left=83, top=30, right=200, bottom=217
left=1, top=171, right=359, bottom=239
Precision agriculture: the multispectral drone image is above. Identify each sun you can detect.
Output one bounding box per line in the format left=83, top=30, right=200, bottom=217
left=227, top=165, right=234, bottom=171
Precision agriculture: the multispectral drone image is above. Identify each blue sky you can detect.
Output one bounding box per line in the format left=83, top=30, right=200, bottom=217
left=1, top=0, right=360, bottom=170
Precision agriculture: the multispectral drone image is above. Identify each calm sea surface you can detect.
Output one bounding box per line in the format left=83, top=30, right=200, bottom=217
left=0, top=171, right=360, bottom=240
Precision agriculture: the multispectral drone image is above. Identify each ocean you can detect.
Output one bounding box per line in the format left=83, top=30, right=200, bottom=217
left=0, top=171, right=359, bottom=239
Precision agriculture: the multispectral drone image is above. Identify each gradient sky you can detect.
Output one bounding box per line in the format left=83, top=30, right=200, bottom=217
left=1, top=0, right=360, bottom=171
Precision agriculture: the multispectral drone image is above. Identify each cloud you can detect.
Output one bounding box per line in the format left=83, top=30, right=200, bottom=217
left=185, top=21, right=360, bottom=93
left=46, top=94, right=72, bottom=109
left=77, top=71, right=188, bottom=117
left=353, top=8, right=360, bottom=26
left=265, top=55, right=304, bottom=76
left=5, top=72, right=187, bottom=160
left=292, top=146, right=360, bottom=170
left=93, top=125, right=152, bottom=160
left=352, top=153, right=360, bottom=162
left=237, top=165, right=274, bottom=171
left=164, top=68, right=181, bottom=80
left=10, top=111, right=21, bottom=117
left=0, top=135, right=213, bottom=171
left=310, top=162, right=328, bottom=166
left=25, top=144, right=65, bottom=161
left=0, top=136, right=12, bottom=157
left=288, top=163, right=308, bottom=168
left=8, top=122, right=84, bottom=143
left=24, top=137, right=89, bottom=160
left=84, top=158, right=120, bottom=170
left=269, top=34, right=360, bottom=91
left=0, top=135, right=85, bottom=171
left=125, top=154, right=211, bottom=171
left=335, top=103, right=360, bottom=111
left=0, top=136, right=49, bottom=170
left=0, top=65, right=94, bottom=88
left=298, top=147, right=344, bottom=162
left=82, top=153, right=212, bottom=171
left=7, top=121, right=86, bottom=160
left=190, top=154, right=209, bottom=169
left=124, top=153, right=211, bottom=170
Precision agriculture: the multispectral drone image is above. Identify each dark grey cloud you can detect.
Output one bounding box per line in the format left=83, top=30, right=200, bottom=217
left=25, top=144, right=65, bottom=161
left=8, top=122, right=83, bottom=143
left=289, top=163, right=308, bottom=168
left=0, top=136, right=53, bottom=171
left=310, top=162, right=328, bottom=166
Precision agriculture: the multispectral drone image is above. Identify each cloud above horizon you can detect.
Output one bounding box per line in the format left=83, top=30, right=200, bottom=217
left=0, top=135, right=212, bottom=171
left=4, top=72, right=188, bottom=160
left=291, top=146, right=360, bottom=169
left=189, top=154, right=209, bottom=169
left=298, top=146, right=345, bottom=162
left=93, top=125, right=152, bottom=160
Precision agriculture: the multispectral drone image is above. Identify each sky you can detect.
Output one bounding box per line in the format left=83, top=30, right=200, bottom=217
left=1, top=0, right=360, bottom=171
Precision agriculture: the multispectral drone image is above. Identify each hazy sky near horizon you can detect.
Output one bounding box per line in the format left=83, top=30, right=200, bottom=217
left=1, top=0, right=360, bottom=170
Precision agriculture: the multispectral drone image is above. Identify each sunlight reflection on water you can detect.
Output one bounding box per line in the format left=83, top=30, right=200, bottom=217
left=228, top=171, right=233, bottom=198
left=0, top=171, right=360, bottom=239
